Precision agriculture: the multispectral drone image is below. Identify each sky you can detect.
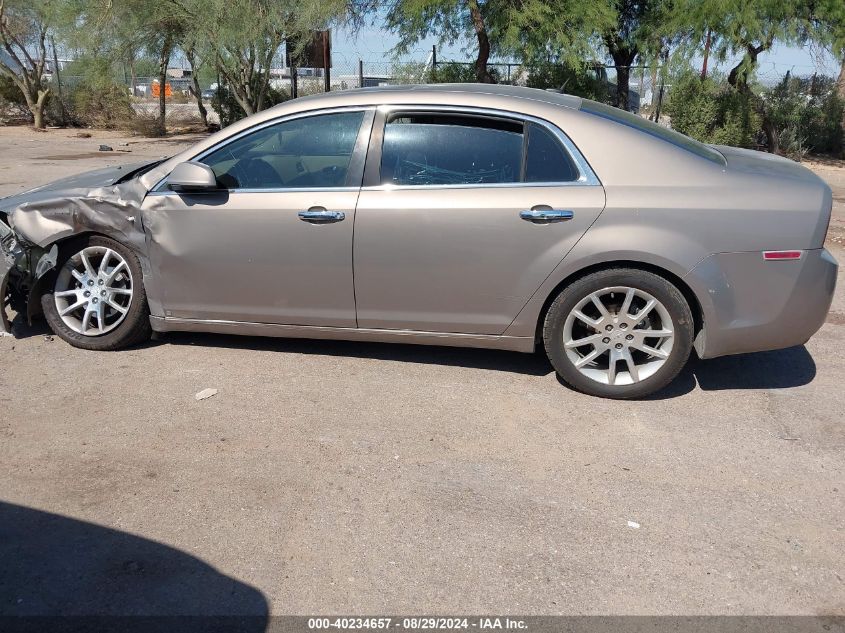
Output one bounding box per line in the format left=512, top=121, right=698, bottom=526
left=330, top=25, right=842, bottom=84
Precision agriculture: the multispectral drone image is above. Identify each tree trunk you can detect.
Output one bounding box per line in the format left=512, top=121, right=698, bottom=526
left=156, top=35, right=174, bottom=136
left=20, top=85, right=49, bottom=129
left=51, top=38, right=67, bottom=126
left=467, top=0, right=494, bottom=83
left=728, top=41, right=769, bottom=93
left=612, top=48, right=637, bottom=111
left=616, top=64, right=630, bottom=110
left=31, top=89, right=49, bottom=129
left=838, top=59, right=845, bottom=154
left=701, top=30, right=712, bottom=80
left=762, top=117, right=779, bottom=155
left=186, top=48, right=208, bottom=128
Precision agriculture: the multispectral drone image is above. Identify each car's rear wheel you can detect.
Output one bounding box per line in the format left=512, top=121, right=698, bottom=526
left=543, top=268, right=694, bottom=399
left=41, top=236, right=151, bottom=350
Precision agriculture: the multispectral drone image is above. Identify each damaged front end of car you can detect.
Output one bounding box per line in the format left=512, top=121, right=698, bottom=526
left=0, top=214, right=59, bottom=335
left=0, top=159, right=166, bottom=336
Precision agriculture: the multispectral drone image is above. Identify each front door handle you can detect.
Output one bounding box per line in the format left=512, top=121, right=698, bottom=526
left=519, top=207, right=574, bottom=223
left=298, top=207, right=345, bottom=223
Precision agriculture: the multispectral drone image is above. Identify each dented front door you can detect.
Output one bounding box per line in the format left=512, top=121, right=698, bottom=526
left=140, top=191, right=358, bottom=326
left=139, top=109, right=371, bottom=327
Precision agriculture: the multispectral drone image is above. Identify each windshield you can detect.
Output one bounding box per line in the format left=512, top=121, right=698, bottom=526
left=580, top=100, right=726, bottom=166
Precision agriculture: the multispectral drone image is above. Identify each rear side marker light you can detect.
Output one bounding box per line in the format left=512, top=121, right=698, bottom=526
left=763, top=250, right=804, bottom=261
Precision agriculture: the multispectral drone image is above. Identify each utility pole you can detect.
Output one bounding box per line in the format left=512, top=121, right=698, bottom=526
left=358, top=59, right=364, bottom=88
left=432, top=44, right=437, bottom=73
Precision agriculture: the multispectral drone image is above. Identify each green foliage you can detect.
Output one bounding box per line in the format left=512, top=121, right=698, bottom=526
left=0, top=75, right=30, bottom=122
left=666, top=72, right=759, bottom=147
left=763, top=74, right=844, bottom=157
left=49, top=80, right=135, bottom=128
left=495, top=0, right=615, bottom=65
left=388, top=61, right=431, bottom=85
left=211, top=83, right=288, bottom=127
left=524, top=61, right=607, bottom=101
left=430, top=62, right=500, bottom=83
left=0, top=75, right=27, bottom=107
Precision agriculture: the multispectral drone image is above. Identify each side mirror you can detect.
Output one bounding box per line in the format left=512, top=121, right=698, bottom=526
left=167, top=161, right=218, bottom=192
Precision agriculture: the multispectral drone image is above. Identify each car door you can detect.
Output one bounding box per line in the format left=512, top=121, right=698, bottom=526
left=142, top=108, right=373, bottom=326
left=352, top=108, right=606, bottom=335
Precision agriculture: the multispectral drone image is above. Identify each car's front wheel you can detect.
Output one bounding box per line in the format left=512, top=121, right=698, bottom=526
left=543, top=268, right=694, bottom=399
left=41, top=235, right=151, bottom=350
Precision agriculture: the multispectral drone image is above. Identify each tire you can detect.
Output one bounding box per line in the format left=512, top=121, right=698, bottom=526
left=543, top=268, right=694, bottom=399
left=41, top=235, right=152, bottom=351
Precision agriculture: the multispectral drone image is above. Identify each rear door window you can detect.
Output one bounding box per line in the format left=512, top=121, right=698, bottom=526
left=379, top=113, right=581, bottom=186
left=380, top=114, right=523, bottom=186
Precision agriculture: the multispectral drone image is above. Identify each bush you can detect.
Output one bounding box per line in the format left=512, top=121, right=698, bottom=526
left=69, top=81, right=135, bottom=128
left=211, top=83, right=287, bottom=127
left=666, top=72, right=759, bottom=148
left=0, top=75, right=31, bottom=123
left=430, top=62, right=500, bottom=84
left=525, top=62, right=607, bottom=102
left=763, top=74, right=844, bottom=158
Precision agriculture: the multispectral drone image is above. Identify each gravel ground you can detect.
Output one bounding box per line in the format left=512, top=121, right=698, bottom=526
left=0, top=126, right=843, bottom=617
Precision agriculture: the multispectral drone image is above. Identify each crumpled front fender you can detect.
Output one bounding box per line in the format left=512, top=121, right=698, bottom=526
left=0, top=178, right=151, bottom=334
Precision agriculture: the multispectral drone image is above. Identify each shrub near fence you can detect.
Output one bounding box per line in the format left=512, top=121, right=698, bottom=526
left=667, top=71, right=844, bottom=158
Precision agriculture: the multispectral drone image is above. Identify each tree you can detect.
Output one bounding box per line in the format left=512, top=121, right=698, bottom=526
left=671, top=0, right=811, bottom=93
left=68, top=0, right=185, bottom=135
left=491, top=0, right=617, bottom=94
left=813, top=0, right=845, bottom=150
left=168, top=0, right=324, bottom=117
left=184, top=45, right=208, bottom=128
left=0, top=0, right=53, bottom=128
left=384, top=0, right=503, bottom=83
left=668, top=0, right=815, bottom=152
left=602, top=0, right=650, bottom=110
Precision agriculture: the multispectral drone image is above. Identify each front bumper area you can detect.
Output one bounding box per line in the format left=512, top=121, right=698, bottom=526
left=0, top=254, right=12, bottom=334
left=686, top=248, right=838, bottom=359
left=0, top=217, right=58, bottom=335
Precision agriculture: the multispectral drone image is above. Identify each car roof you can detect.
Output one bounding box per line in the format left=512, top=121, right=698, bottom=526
left=274, top=83, right=584, bottom=111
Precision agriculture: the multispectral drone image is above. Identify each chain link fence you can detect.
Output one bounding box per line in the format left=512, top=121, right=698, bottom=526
left=40, top=55, right=668, bottom=130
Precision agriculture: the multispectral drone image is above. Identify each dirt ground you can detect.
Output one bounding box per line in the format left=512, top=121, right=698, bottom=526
left=1, top=125, right=844, bottom=617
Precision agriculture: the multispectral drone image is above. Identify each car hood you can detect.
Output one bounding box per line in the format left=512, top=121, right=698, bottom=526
left=0, top=160, right=160, bottom=216
left=0, top=160, right=157, bottom=251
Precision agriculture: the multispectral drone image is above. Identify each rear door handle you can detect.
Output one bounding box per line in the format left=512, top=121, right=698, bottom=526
left=519, top=207, right=574, bottom=223
left=298, top=207, right=345, bottom=223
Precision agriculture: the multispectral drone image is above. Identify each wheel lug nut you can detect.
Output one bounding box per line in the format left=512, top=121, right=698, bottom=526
left=602, top=337, right=610, bottom=344
left=620, top=323, right=628, bottom=329
left=87, top=280, right=94, bottom=286
left=83, top=291, right=90, bottom=298
left=615, top=343, right=623, bottom=349
left=98, top=279, right=104, bottom=286
left=100, top=290, right=106, bottom=296
left=626, top=334, right=634, bottom=340
left=92, top=298, right=98, bottom=304
left=605, top=325, right=613, bottom=331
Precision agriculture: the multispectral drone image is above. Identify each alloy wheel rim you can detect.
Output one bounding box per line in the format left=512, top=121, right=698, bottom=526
left=562, top=286, right=674, bottom=386
left=53, top=246, right=134, bottom=336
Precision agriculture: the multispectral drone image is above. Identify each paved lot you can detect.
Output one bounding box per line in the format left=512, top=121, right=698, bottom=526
left=1, top=126, right=843, bottom=616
